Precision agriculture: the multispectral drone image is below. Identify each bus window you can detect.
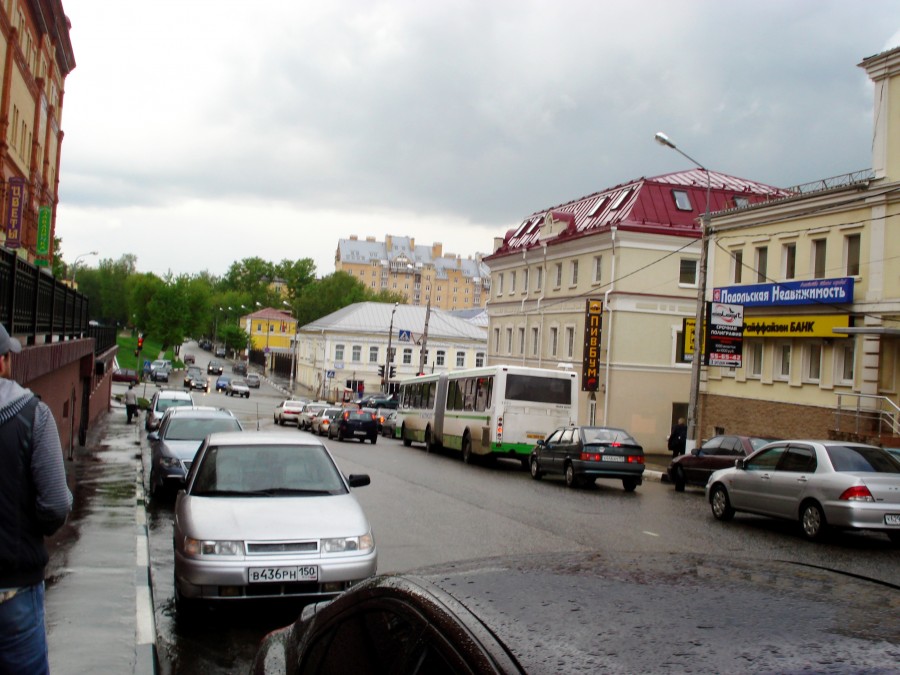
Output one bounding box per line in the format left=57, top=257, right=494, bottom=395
left=474, top=376, right=493, bottom=411
left=447, top=381, right=462, bottom=411
left=505, top=374, right=571, bottom=405
left=427, top=382, right=436, bottom=409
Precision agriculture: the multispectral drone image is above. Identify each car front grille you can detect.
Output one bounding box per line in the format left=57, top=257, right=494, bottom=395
left=246, top=541, right=318, bottom=554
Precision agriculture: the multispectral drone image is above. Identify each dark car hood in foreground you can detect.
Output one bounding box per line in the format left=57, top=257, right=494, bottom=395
left=253, top=551, right=899, bottom=674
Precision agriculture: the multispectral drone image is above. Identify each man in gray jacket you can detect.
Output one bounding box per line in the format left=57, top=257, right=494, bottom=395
left=0, top=323, right=72, bottom=674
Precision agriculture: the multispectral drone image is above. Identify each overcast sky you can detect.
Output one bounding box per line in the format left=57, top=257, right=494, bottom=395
left=55, top=1, right=900, bottom=279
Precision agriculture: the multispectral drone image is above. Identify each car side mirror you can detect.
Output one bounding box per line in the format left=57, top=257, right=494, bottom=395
left=347, top=474, right=371, bottom=488
left=735, top=458, right=745, bottom=470
left=691, top=448, right=701, bottom=457
left=147, top=431, right=159, bottom=441
left=536, top=440, right=545, bottom=448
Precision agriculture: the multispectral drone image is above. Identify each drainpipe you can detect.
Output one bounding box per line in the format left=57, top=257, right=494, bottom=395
left=603, top=226, right=617, bottom=426
left=537, top=243, right=548, bottom=368
left=521, top=248, right=530, bottom=365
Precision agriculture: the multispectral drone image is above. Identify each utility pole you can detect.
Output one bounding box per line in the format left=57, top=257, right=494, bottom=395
left=417, top=296, right=431, bottom=375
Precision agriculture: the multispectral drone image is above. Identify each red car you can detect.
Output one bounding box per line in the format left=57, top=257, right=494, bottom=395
left=112, top=368, right=140, bottom=384
left=667, top=435, right=774, bottom=491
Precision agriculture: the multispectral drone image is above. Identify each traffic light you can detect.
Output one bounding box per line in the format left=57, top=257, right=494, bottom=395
left=389, top=366, right=396, bottom=378
left=377, top=365, right=385, bottom=378
left=137, top=336, right=144, bottom=350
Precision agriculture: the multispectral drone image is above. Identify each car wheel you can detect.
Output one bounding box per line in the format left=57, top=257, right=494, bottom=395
left=564, top=462, right=579, bottom=488
left=424, top=427, right=433, bottom=453
left=622, top=478, right=638, bottom=492
left=800, top=501, right=828, bottom=541
left=461, top=433, right=473, bottom=464
left=710, top=484, right=735, bottom=521
left=278, top=418, right=284, bottom=426
left=402, top=425, right=412, bottom=447
left=673, top=466, right=686, bottom=492
left=530, top=456, right=543, bottom=480
left=887, top=531, right=900, bottom=546
left=337, top=429, right=344, bottom=442
left=173, top=578, right=200, bottom=619
left=370, top=435, right=377, bottom=445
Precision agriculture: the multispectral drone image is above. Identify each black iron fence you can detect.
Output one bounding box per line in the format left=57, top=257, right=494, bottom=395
left=0, top=246, right=112, bottom=353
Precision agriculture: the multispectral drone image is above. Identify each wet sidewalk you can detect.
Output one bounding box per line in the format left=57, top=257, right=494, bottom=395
left=44, top=404, right=156, bottom=675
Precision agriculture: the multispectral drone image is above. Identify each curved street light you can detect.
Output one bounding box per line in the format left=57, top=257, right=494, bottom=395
left=71, top=250, right=98, bottom=285
left=655, top=131, right=712, bottom=450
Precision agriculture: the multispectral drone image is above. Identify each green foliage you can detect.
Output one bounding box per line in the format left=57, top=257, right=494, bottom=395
left=116, top=332, right=176, bottom=370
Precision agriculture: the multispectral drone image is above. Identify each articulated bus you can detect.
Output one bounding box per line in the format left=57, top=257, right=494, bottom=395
left=396, top=365, right=577, bottom=465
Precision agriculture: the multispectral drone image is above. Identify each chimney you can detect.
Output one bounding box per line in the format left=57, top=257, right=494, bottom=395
left=432, top=242, right=443, bottom=259
left=385, top=234, right=392, bottom=252
left=350, top=234, right=358, bottom=241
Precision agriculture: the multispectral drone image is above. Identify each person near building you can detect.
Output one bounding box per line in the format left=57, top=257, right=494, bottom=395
left=668, top=417, right=687, bottom=457
left=124, top=384, right=138, bottom=424
left=0, top=323, right=73, bottom=674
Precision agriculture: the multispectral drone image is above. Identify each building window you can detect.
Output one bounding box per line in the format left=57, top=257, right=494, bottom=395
left=679, top=259, right=698, bottom=285
left=805, top=343, right=822, bottom=382
left=496, top=273, right=504, bottom=296
left=554, top=263, right=562, bottom=287
left=812, top=239, right=827, bottom=279
left=755, top=246, right=768, bottom=282
left=531, top=327, right=539, bottom=356
left=672, top=189, right=692, bottom=210
left=747, top=341, right=763, bottom=378
left=549, top=327, right=558, bottom=357
left=522, top=268, right=529, bottom=291
left=335, top=344, right=344, bottom=361
left=456, top=351, right=465, bottom=367
left=475, top=352, right=485, bottom=367
left=493, top=328, right=500, bottom=352
left=845, top=233, right=861, bottom=276
left=436, top=350, right=446, bottom=366
left=352, top=345, right=361, bottom=362
left=506, top=328, right=513, bottom=353
left=593, top=256, right=602, bottom=284
left=369, top=346, right=379, bottom=363
left=782, top=242, right=796, bottom=280
left=732, top=250, right=743, bottom=284
left=570, top=260, right=579, bottom=285
left=837, top=341, right=855, bottom=384
left=509, top=271, right=516, bottom=294
left=403, top=348, right=412, bottom=364
left=518, top=327, right=525, bottom=354
left=565, top=327, right=575, bottom=358
left=535, top=266, right=543, bottom=291
left=776, top=342, right=791, bottom=380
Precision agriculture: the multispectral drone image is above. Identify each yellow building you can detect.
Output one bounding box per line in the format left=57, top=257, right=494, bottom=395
left=0, top=0, right=74, bottom=266
left=701, top=45, right=900, bottom=445
left=241, top=308, right=297, bottom=353
left=335, top=234, right=490, bottom=310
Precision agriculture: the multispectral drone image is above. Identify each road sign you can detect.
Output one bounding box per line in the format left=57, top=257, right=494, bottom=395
left=326, top=370, right=335, bottom=379
left=398, top=330, right=411, bottom=342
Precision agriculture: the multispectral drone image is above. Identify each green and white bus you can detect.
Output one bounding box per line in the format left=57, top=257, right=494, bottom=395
left=396, top=365, right=577, bottom=465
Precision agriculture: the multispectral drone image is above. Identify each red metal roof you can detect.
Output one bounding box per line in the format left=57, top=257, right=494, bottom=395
left=487, top=170, right=791, bottom=261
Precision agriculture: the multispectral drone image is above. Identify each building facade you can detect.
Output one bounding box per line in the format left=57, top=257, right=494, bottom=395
left=0, top=0, right=74, bottom=267
left=294, top=302, right=487, bottom=401
left=485, top=171, right=786, bottom=451
left=700, top=45, right=900, bottom=445
left=240, top=307, right=297, bottom=354
left=335, top=234, right=491, bottom=311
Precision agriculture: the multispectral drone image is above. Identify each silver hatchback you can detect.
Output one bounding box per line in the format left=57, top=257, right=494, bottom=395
left=173, top=432, right=376, bottom=610
left=707, top=440, right=900, bottom=543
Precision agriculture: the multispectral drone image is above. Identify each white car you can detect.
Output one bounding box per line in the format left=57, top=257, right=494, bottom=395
left=225, top=379, right=250, bottom=398
left=274, top=399, right=307, bottom=425
left=707, top=440, right=900, bottom=543
left=145, top=389, right=194, bottom=431
left=173, top=432, right=376, bottom=610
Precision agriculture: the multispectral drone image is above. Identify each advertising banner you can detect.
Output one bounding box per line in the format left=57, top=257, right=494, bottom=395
left=5, top=177, right=25, bottom=248
left=713, top=277, right=854, bottom=307
left=581, top=299, right=602, bottom=391
left=706, top=302, right=744, bottom=368
left=37, top=205, right=52, bottom=256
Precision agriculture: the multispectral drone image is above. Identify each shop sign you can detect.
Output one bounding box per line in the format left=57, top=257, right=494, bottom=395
left=581, top=299, right=602, bottom=391
left=5, top=177, right=25, bottom=248
left=706, top=302, right=744, bottom=368
left=713, top=277, right=854, bottom=307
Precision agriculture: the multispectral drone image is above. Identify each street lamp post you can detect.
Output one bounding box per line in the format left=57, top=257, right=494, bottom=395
left=283, top=301, right=297, bottom=394
left=70, top=250, right=98, bottom=286
left=655, top=131, right=711, bottom=449
left=383, top=303, right=398, bottom=394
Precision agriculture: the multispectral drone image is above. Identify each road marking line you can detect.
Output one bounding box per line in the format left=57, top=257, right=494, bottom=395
left=643, top=531, right=660, bottom=537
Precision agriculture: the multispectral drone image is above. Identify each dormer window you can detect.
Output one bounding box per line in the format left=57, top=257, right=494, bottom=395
left=672, top=190, right=692, bottom=211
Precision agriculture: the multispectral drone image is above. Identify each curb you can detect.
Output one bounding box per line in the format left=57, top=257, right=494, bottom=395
left=135, top=469, right=157, bottom=674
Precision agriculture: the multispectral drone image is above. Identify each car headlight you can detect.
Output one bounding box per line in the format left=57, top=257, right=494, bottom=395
left=321, top=532, right=374, bottom=554
left=183, top=538, right=243, bottom=556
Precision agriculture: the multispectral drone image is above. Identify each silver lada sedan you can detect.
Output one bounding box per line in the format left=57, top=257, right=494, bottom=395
left=173, top=431, right=376, bottom=612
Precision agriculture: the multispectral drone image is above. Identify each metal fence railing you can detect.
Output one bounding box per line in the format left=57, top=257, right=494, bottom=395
left=834, top=392, right=900, bottom=438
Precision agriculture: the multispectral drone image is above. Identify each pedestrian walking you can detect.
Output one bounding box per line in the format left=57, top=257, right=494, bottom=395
left=0, top=323, right=73, bottom=675
left=124, top=384, right=138, bottom=424
left=668, top=417, right=687, bottom=457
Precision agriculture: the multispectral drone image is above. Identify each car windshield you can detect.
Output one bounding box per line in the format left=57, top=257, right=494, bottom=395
left=826, top=445, right=900, bottom=473
left=164, top=417, right=241, bottom=441
left=581, top=427, right=636, bottom=445
left=158, top=398, right=192, bottom=413
left=191, top=444, right=346, bottom=496
left=232, top=380, right=246, bottom=386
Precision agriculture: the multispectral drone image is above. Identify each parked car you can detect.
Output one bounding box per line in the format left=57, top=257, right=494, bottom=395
left=315, top=407, right=344, bottom=436
left=199, top=339, right=212, bottom=351
left=215, top=375, right=232, bottom=392
left=207, top=360, right=224, bottom=375
left=232, top=361, right=248, bottom=375
left=668, top=435, right=774, bottom=491
left=215, top=345, right=226, bottom=357
left=356, top=396, right=397, bottom=410
left=330, top=409, right=378, bottom=443
left=183, top=353, right=195, bottom=365
left=530, top=426, right=645, bottom=491
left=226, top=378, right=250, bottom=398
left=145, top=389, right=194, bottom=431
left=112, top=368, right=140, bottom=384
left=707, top=440, right=900, bottom=543
left=380, top=411, right=398, bottom=438
left=150, top=359, right=172, bottom=383
left=297, top=402, right=329, bottom=430
left=250, top=550, right=900, bottom=674
left=147, top=407, right=242, bottom=497
left=274, top=399, right=307, bottom=426
left=183, top=366, right=203, bottom=388
left=173, top=431, right=375, bottom=611
left=245, top=373, right=261, bottom=388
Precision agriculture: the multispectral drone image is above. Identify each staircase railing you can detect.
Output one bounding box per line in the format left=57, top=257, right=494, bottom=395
left=834, top=393, right=900, bottom=438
